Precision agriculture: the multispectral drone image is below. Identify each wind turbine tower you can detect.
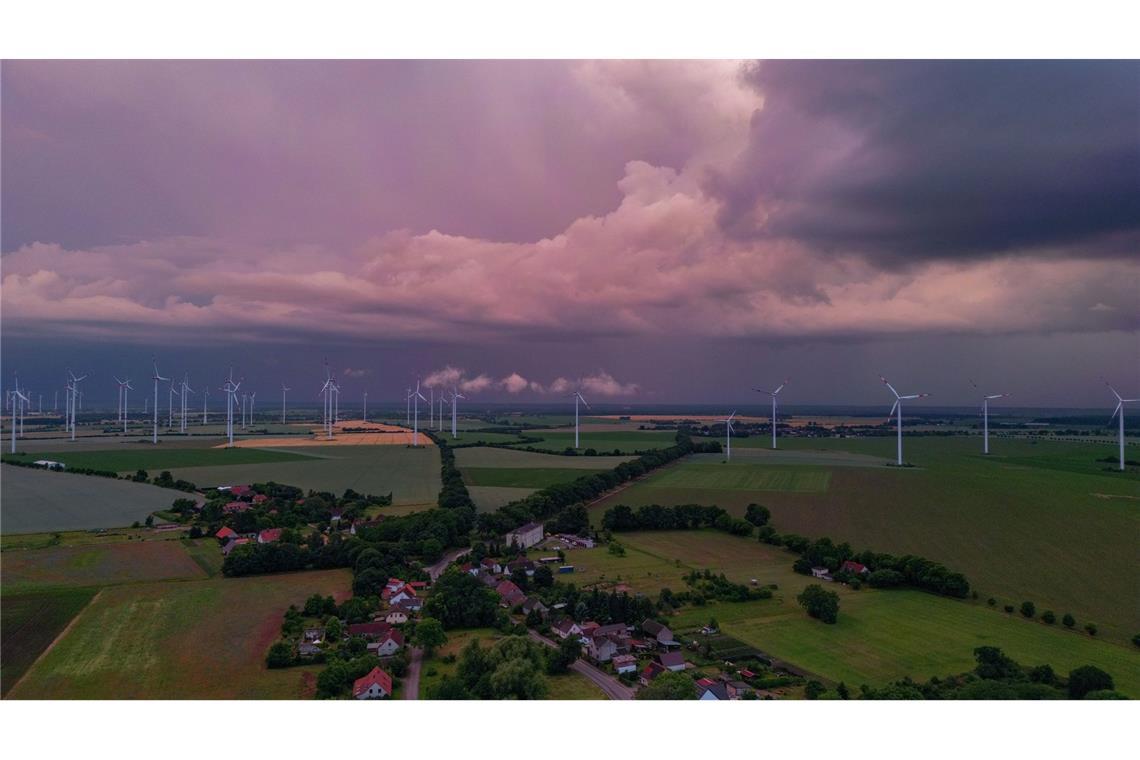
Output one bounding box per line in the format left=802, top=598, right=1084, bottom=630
left=971, top=381, right=1010, bottom=455
left=1106, top=381, right=1138, bottom=472
left=880, top=376, right=929, bottom=466
left=566, top=389, right=590, bottom=449
left=408, top=382, right=427, bottom=446
left=151, top=361, right=169, bottom=444
left=754, top=379, right=789, bottom=449
left=723, top=411, right=737, bottom=461
left=449, top=387, right=466, bottom=438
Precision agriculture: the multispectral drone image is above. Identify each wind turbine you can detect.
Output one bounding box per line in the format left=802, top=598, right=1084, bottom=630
left=151, top=360, right=169, bottom=444
left=202, top=386, right=209, bottom=426
left=754, top=379, right=789, bottom=450
left=429, top=388, right=434, bottom=430
left=723, top=411, right=737, bottom=461
left=1106, top=381, right=1138, bottom=472
left=449, top=387, right=466, bottom=438
left=405, top=387, right=411, bottom=426
left=67, top=370, right=87, bottom=442
left=881, top=376, right=929, bottom=466
left=180, top=375, right=195, bottom=433
left=11, top=386, right=29, bottom=454
left=363, top=391, right=368, bottom=423
left=221, top=370, right=241, bottom=447
left=114, top=376, right=126, bottom=427
left=167, top=379, right=179, bottom=430
left=249, top=391, right=257, bottom=427
left=971, top=381, right=1009, bottom=455
left=566, top=389, right=590, bottom=449
left=408, top=381, right=427, bottom=446
left=115, top=377, right=133, bottom=433
left=280, top=383, right=290, bottom=424
left=319, top=363, right=335, bottom=439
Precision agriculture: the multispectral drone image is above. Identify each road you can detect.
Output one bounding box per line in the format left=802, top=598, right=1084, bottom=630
left=426, top=547, right=472, bottom=581
left=403, top=646, right=423, bottom=700
left=527, top=630, right=635, bottom=700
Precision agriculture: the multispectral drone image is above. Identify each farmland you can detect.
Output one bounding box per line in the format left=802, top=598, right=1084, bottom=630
left=0, top=463, right=196, bottom=534
left=2, top=446, right=311, bottom=473
left=455, top=446, right=635, bottom=511
left=2, top=540, right=209, bottom=592
left=159, top=444, right=442, bottom=505
left=1, top=587, right=98, bottom=695
left=454, top=446, right=634, bottom=469
left=463, top=467, right=612, bottom=489
left=590, top=436, right=1140, bottom=644
left=7, top=569, right=353, bottom=699
left=467, top=486, right=539, bottom=512
left=603, top=530, right=1140, bottom=695
left=648, top=463, right=831, bottom=493
left=508, top=429, right=679, bottom=454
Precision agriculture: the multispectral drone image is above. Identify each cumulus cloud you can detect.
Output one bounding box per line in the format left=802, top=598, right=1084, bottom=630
left=580, top=371, right=640, bottom=397
left=423, top=365, right=463, bottom=388
left=459, top=374, right=493, bottom=393
left=499, top=373, right=530, bottom=394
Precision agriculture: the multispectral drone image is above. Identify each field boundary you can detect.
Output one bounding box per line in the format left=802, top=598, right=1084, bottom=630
left=7, top=588, right=103, bottom=696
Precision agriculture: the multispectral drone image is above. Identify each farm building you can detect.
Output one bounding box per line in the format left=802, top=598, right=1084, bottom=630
left=257, top=528, right=283, bottom=544
left=840, top=560, right=870, bottom=575
left=504, top=521, right=544, bottom=549
left=32, top=459, right=65, bottom=470
left=657, top=651, right=687, bottom=672
left=641, top=619, right=678, bottom=647
left=613, top=654, right=638, bottom=674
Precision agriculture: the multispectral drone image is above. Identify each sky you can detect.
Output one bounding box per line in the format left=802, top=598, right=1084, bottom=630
left=2, top=60, right=1138, bottom=407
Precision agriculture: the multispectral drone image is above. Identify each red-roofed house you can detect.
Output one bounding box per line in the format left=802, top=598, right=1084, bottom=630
left=352, top=666, right=393, bottom=699
left=258, top=528, right=283, bottom=544
left=387, top=586, right=417, bottom=605
left=252, top=493, right=269, bottom=504
left=348, top=621, right=393, bottom=639
left=215, top=526, right=237, bottom=541
left=223, top=501, right=250, bottom=514
left=373, top=629, right=404, bottom=657
left=840, top=560, right=870, bottom=575
left=639, top=661, right=666, bottom=686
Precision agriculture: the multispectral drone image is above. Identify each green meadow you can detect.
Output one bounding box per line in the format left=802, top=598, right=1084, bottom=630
left=590, top=437, right=1140, bottom=644
left=509, top=429, right=679, bottom=454
left=463, top=466, right=612, bottom=489
left=2, top=446, right=310, bottom=473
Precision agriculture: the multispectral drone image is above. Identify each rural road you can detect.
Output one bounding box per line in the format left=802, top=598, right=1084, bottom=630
left=426, top=547, right=472, bottom=581
left=527, top=630, right=635, bottom=700
left=403, top=646, right=423, bottom=700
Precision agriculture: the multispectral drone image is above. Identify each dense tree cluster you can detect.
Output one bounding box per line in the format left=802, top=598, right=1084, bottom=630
left=531, top=583, right=657, bottom=625
left=423, top=568, right=503, bottom=629
left=428, top=636, right=550, bottom=700
left=778, top=533, right=970, bottom=598
left=637, top=671, right=698, bottom=700
left=797, top=584, right=840, bottom=624
left=683, top=569, right=773, bottom=603
left=431, top=434, right=478, bottom=511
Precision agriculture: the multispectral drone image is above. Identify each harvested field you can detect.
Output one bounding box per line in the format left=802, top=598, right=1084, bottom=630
left=1, top=587, right=98, bottom=695
left=2, top=540, right=208, bottom=591
left=220, top=419, right=432, bottom=448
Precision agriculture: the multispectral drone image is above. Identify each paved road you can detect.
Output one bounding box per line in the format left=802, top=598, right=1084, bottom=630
left=403, top=646, right=423, bottom=700
left=527, top=630, right=635, bottom=700
left=426, top=547, right=472, bottom=581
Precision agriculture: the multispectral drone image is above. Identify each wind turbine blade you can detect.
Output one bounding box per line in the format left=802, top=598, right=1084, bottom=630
left=1104, top=381, right=1123, bottom=402
left=1109, top=402, right=1122, bottom=422
left=888, top=399, right=898, bottom=420
left=772, top=379, right=788, bottom=395
left=880, top=376, right=900, bottom=398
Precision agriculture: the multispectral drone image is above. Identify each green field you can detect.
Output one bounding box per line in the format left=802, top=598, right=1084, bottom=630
left=455, top=446, right=634, bottom=469
left=3, top=446, right=311, bottom=473
left=0, top=464, right=197, bottom=534
left=467, top=486, right=540, bottom=512
left=161, top=445, right=442, bottom=505
left=7, top=569, right=353, bottom=699
left=1, top=587, right=98, bottom=695
left=606, top=530, right=1140, bottom=694
left=463, top=467, right=611, bottom=489
left=591, top=437, right=1140, bottom=644
left=649, top=463, right=831, bottom=493
left=448, top=432, right=532, bottom=445
left=2, top=541, right=208, bottom=592
left=509, top=429, right=679, bottom=454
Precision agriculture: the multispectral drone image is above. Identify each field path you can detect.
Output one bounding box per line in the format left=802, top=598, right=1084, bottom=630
left=7, top=588, right=103, bottom=695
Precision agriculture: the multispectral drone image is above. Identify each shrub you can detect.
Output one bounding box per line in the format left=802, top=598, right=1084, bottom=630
left=1020, top=601, right=1035, bottom=618
left=987, top=597, right=996, bottom=607
left=1084, top=622, right=1098, bottom=637
left=1041, top=610, right=1056, bottom=625
left=797, top=584, right=839, bottom=624
left=1067, top=665, right=1114, bottom=699
left=1003, top=604, right=1014, bottom=614
left=1062, top=613, right=1075, bottom=628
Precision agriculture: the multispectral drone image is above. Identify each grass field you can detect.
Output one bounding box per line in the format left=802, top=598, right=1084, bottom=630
left=3, top=446, right=311, bottom=473
left=7, top=569, right=353, bottom=699
left=1, top=587, right=98, bottom=695
left=649, top=463, right=831, bottom=493
left=466, top=486, right=539, bottom=512
left=2, top=541, right=208, bottom=592
left=455, top=446, right=634, bottom=469
left=547, top=672, right=607, bottom=699
left=161, top=444, right=442, bottom=505
left=590, top=437, right=1140, bottom=644
left=509, top=430, right=679, bottom=454
left=1, top=464, right=195, bottom=534
left=463, top=467, right=611, bottom=489
left=608, top=530, right=1140, bottom=695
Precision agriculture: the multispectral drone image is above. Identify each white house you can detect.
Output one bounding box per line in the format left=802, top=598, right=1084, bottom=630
left=504, top=522, right=544, bottom=549
left=352, top=667, right=393, bottom=699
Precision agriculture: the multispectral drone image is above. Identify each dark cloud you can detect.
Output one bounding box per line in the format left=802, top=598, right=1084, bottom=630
left=713, top=60, right=1140, bottom=262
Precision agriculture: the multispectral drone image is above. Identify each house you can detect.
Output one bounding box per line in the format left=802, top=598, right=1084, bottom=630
left=506, top=558, right=536, bottom=577
left=303, top=627, right=325, bottom=642
left=480, top=558, right=504, bottom=574
left=409, top=581, right=429, bottom=591
left=382, top=608, right=409, bottom=625
left=330, top=508, right=344, bottom=523
left=398, top=596, right=423, bottom=612
left=504, top=522, right=544, bottom=550
left=641, top=619, right=677, bottom=647
left=593, top=623, right=630, bottom=640
left=215, top=526, right=237, bottom=541
left=811, top=566, right=832, bottom=580
left=228, top=485, right=252, bottom=498
left=372, top=629, right=404, bottom=657
left=520, top=597, right=548, bottom=618
left=840, top=560, right=870, bottom=575
left=639, top=661, right=666, bottom=686
left=221, top=537, right=250, bottom=555
left=298, top=641, right=322, bottom=657
left=32, top=459, right=66, bottom=470
left=657, top=651, right=686, bottom=672
left=387, top=586, right=418, bottom=606
left=613, top=654, right=638, bottom=674
left=699, top=682, right=729, bottom=700
left=579, top=621, right=600, bottom=639
left=553, top=619, right=582, bottom=639
left=347, top=621, right=392, bottom=639
left=352, top=666, right=393, bottom=699
left=258, top=528, right=283, bottom=544
left=495, top=580, right=526, bottom=608
left=252, top=493, right=269, bottom=504
left=587, top=635, right=620, bottom=663
left=223, top=501, right=251, bottom=514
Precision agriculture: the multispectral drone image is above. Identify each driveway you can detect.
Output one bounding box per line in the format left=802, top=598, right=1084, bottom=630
left=527, top=630, right=635, bottom=700
left=425, top=546, right=472, bottom=581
